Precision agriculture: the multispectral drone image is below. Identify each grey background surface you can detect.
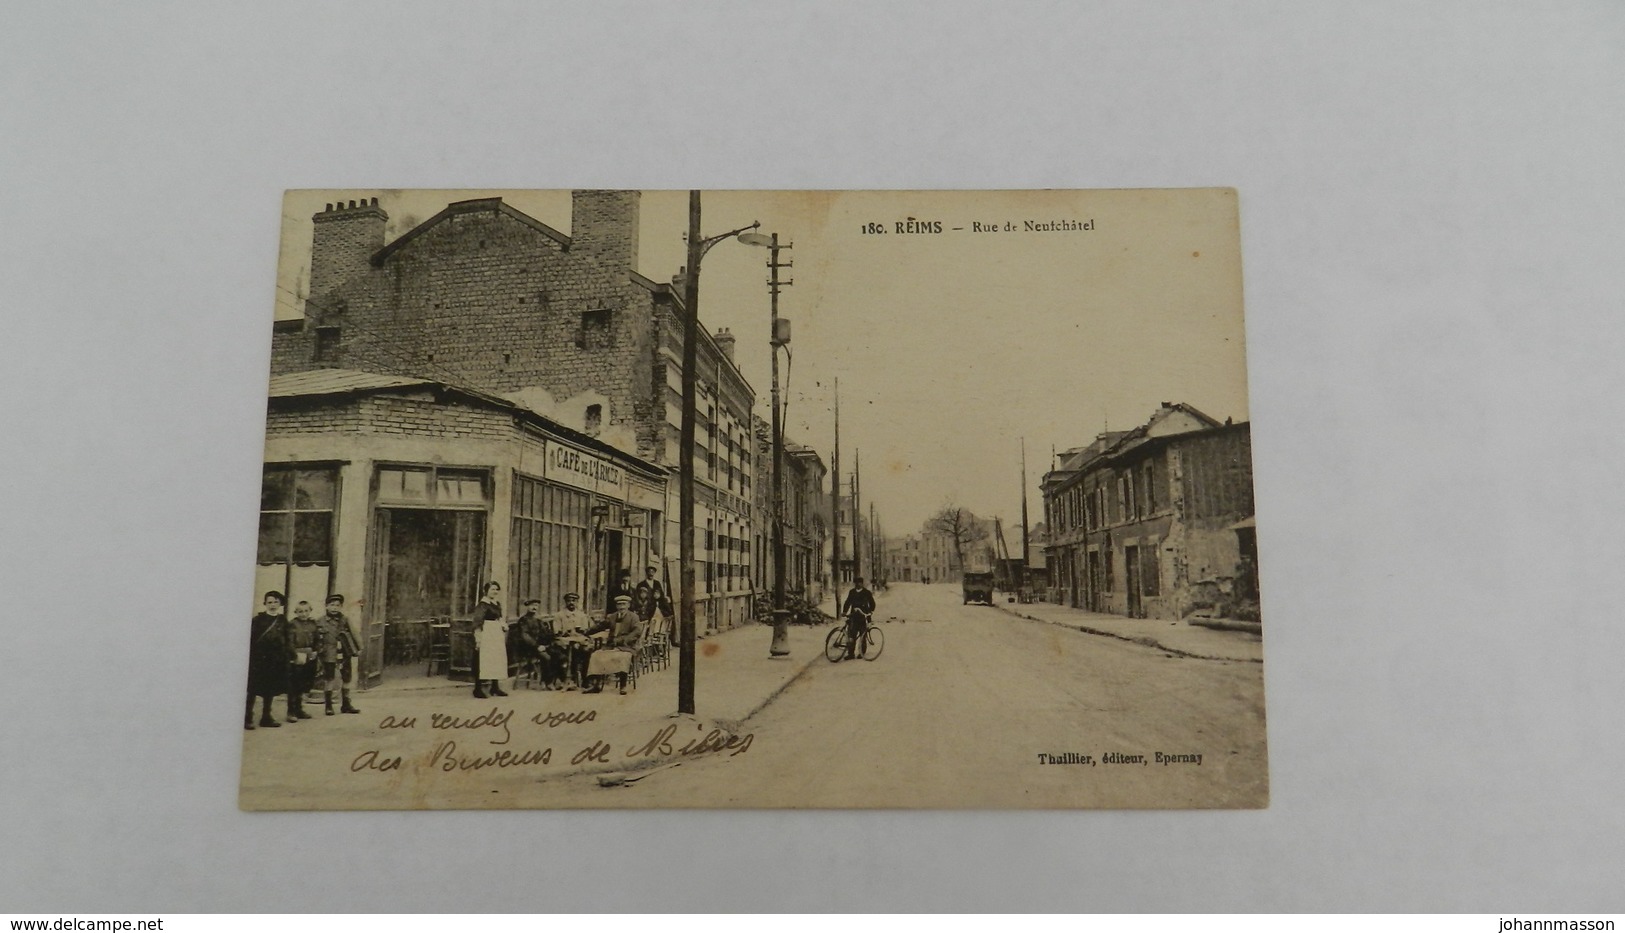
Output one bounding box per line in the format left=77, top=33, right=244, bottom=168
left=3, top=0, right=1622, bottom=913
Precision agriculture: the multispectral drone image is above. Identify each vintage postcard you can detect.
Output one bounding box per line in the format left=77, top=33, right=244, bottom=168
left=240, top=188, right=1266, bottom=810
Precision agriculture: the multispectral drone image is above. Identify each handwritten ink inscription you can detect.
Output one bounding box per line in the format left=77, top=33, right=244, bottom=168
left=342, top=707, right=753, bottom=780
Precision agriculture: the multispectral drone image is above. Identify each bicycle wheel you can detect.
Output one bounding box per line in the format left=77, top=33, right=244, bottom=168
left=824, top=626, right=847, bottom=662
left=862, top=625, right=884, bottom=661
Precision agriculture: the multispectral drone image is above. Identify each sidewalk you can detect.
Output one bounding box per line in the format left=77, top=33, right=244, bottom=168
left=996, top=600, right=1264, bottom=663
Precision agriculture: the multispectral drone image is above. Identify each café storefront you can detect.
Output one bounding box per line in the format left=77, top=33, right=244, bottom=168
left=257, top=370, right=667, bottom=687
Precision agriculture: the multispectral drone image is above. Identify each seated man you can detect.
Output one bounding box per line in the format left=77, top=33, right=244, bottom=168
left=512, top=599, right=566, bottom=689
left=554, top=591, right=592, bottom=690
left=583, top=594, right=641, bottom=695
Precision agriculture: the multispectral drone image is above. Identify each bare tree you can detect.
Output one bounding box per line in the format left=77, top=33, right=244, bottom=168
left=926, top=504, right=990, bottom=574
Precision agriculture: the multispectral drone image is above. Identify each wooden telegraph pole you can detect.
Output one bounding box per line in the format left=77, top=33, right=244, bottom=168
left=677, top=191, right=702, bottom=715
left=852, top=450, right=862, bottom=584
left=830, top=378, right=841, bottom=614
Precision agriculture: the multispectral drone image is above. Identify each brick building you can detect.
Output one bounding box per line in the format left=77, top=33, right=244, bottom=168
left=1042, top=403, right=1257, bottom=621
left=266, top=191, right=760, bottom=659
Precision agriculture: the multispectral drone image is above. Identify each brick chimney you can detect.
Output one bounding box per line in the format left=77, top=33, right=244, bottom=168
left=713, top=327, right=736, bottom=362
left=571, top=190, right=641, bottom=273
left=309, top=197, right=387, bottom=304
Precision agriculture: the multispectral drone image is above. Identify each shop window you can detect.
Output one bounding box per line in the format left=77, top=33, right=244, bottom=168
left=436, top=474, right=485, bottom=505
left=509, top=473, right=590, bottom=614
left=377, top=466, right=487, bottom=508
left=258, top=465, right=340, bottom=606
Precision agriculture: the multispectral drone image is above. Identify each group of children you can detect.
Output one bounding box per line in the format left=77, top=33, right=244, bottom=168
left=245, top=590, right=361, bottom=729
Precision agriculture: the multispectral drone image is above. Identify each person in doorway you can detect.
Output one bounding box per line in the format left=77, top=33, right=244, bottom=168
left=471, top=581, right=509, bottom=699
left=839, top=577, right=877, bottom=660
left=284, top=601, right=318, bottom=722
left=583, top=594, right=641, bottom=695
left=555, top=591, right=592, bottom=690
left=313, top=594, right=362, bottom=715
left=609, top=568, right=635, bottom=615
left=246, top=591, right=290, bottom=730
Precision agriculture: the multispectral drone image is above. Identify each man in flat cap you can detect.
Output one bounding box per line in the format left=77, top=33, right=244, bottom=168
left=556, top=592, right=591, bottom=690
left=583, top=594, right=642, bottom=694
left=512, top=598, right=566, bottom=690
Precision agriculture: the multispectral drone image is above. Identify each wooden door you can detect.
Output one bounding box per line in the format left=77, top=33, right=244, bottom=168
left=1124, top=545, right=1143, bottom=618
left=360, top=509, right=389, bottom=687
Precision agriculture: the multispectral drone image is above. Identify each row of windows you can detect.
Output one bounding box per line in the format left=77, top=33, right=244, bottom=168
left=1050, top=459, right=1164, bottom=533
left=260, top=463, right=752, bottom=603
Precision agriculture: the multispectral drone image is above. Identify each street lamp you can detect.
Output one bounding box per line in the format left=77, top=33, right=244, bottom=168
left=677, top=191, right=759, bottom=715
left=737, top=230, right=794, bottom=658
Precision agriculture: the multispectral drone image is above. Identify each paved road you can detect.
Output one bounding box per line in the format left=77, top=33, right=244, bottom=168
left=542, top=582, right=1268, bottom=808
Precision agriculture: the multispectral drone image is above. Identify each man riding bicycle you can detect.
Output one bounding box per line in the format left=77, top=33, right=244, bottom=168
left=839, top=577, right=877, bottom=660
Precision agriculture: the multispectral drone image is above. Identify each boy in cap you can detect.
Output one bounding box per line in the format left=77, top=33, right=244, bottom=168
left=314, top=594, right=362, bottom=715
left=285, top=601, right=318, bottom=722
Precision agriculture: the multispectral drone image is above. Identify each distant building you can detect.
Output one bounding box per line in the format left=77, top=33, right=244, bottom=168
left=882, top=535, right=919, bottom=583
left=1043, top=403, right=1257, bottom=621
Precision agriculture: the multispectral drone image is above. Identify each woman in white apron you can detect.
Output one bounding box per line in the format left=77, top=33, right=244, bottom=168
left=471, top=581, right=510, bottom=699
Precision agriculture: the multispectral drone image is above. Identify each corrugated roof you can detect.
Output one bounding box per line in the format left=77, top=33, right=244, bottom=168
left=267, top=369, right=433, bottom=398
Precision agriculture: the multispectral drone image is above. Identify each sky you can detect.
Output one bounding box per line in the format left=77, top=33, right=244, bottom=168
left=275, top=188, right=1250, bottom=542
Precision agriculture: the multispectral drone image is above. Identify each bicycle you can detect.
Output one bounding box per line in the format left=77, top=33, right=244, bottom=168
left=824, top=609, right=884, bottom=662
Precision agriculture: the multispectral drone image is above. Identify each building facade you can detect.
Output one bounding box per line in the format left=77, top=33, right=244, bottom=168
left=270, top=191, right=759, bottom=636
left=1043, top=403, right=1257, bottom=621
left=750, top=417, right=828, bottom=606
left=883, top=535, right=921, bottom=583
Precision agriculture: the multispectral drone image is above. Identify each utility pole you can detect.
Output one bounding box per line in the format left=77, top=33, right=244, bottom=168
left=677, top=191, right=702, bottom=715
left=869, top=501, right=878, bottom=583
left=1021, top=436, right=1031, bottom=595
left=853, top=451, right=862, bottom=584
left=676, top=192, right=760, bottom=716
left=830, top=378, right=840, bottom=614
left=766, top=233, right=793, bottom=657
